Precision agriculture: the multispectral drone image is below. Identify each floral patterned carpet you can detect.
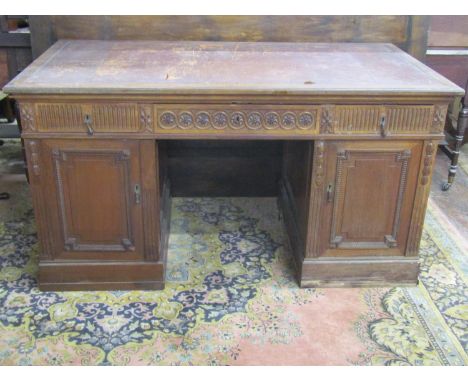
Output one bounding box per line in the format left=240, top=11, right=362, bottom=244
left=0, top=140, right=467, bottom=365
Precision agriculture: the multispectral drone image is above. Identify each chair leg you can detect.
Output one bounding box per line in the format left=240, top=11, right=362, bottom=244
left=442, top=106, right=468, bottom=191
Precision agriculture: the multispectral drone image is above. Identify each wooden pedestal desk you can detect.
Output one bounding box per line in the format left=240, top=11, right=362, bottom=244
left=3, top=40, right=463, bottom=291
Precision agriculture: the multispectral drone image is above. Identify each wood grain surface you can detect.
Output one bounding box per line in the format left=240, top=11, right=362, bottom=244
left=4, top=40, right=463, bottom=96
left=28, top=16, right=428, bottom=60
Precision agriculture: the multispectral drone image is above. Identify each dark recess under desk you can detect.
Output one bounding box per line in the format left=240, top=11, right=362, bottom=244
left=167, top=140, right=283, bottom=197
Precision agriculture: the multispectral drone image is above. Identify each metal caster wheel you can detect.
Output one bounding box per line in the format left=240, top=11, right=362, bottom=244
left=441, top=182, right=452, bottom=191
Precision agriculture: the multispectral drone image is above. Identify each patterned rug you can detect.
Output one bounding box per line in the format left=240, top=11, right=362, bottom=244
left=0, top=140, right=467, bottom=365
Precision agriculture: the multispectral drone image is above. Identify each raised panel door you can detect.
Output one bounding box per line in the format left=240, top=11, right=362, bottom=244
left=41, top=139, right=145, bottom=260
left=316, top=140, right=422, bottom=257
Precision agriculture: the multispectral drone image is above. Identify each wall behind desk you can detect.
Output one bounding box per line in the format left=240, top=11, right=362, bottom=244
left=29, top=16, right=429, bottom=60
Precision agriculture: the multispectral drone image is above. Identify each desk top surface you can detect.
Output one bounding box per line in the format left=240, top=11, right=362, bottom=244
left=3, top=40, right=464, bottom=97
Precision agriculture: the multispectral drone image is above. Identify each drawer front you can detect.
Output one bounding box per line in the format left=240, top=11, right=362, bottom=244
left=19, top=102, right=447, bottom=137
left=319, top=104, right=447, bottom=136
left=154, top=105, right=320, bottom=136
left=22, top=102, right=146, bottom=133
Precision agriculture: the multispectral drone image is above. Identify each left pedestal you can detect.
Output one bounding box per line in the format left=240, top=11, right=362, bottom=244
left=25, top=138, right=169, bottom=291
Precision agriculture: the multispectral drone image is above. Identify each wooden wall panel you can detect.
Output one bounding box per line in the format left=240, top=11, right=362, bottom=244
left=428, top=16, right=468, bottom=48
left=29, top=16, right=428, bottom=60
left=426, top=55, right=468, bottom=89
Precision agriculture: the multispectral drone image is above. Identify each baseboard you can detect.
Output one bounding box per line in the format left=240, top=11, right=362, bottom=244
left=39, top=260, right=164, bottom=291
left=300, top=257, right=419, bottom=288
left=38, top=280, right=165, bottom=291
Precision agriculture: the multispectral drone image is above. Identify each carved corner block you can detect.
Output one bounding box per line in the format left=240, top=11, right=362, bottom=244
left=320, top=106, right=334, bottom=133
left=139, top=104, right=154, bottom=132
left=19, top=103, right=36, bottom=132
left=431, top=105, right=448, bottom=133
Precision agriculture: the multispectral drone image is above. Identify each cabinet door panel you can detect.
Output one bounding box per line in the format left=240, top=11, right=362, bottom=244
left=43, top=140, right=144, bottom=260
left=319, top=141, right=421, bottom=257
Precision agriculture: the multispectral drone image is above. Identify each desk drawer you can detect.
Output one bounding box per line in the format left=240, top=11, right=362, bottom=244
left=154, top=105, right=320, bottom=136
left=19, top=102, right=447, bottom=137
left=25, top=102, right=143, bottom=134
left=154, top=104, right=446, bottom=137
left=319, top=104, right=446, bottom=136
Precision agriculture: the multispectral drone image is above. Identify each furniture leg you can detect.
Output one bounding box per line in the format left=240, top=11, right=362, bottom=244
left=442, top=100, right=468, bottom=191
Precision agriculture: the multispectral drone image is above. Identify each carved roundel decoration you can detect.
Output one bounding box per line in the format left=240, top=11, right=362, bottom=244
left=247, top=112, right=262, bottom=129
left=265, top=112, right=280, bottom=129
left=195, top=112, right=211, bottom=129
left=230, top=112, right=245, bottom=129
left=213, top=112, right=228, bottom=129
left=157, top=108, right=319, bottom=132
left=298, top=112, right=315, bottom=129
left=178, top=112, right=193, bottom=128
left=159, top=111, right=177, bottom=128
left=281, top=112, right=296, bottom=129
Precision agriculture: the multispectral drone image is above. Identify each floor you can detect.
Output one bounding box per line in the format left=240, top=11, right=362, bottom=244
left=430, top=146, right=468, bottom=240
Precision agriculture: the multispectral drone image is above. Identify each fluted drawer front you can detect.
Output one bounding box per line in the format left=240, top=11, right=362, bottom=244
left=90, top=104, right=140, bottom=132
left=19, top=102, right=447, bottom=137
left=319, top=104, right=446, bottom=135
left=154, top=105, right=320, bottom=135
left=23, top=103, right=144, bottom=133
left=34, top=103, right=84, bottom=132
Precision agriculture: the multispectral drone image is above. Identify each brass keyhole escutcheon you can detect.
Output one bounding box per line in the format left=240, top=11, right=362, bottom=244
left=380, top=115, right=387, bottom=138
left=134, top=184, right=141, bottom=204
left=326, top=184, right=334, bottom=202
left=84, top=114, right=94, bottom=136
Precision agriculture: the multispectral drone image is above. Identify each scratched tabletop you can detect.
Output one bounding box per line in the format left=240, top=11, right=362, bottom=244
left=3, top=40, right=463, bottom=96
